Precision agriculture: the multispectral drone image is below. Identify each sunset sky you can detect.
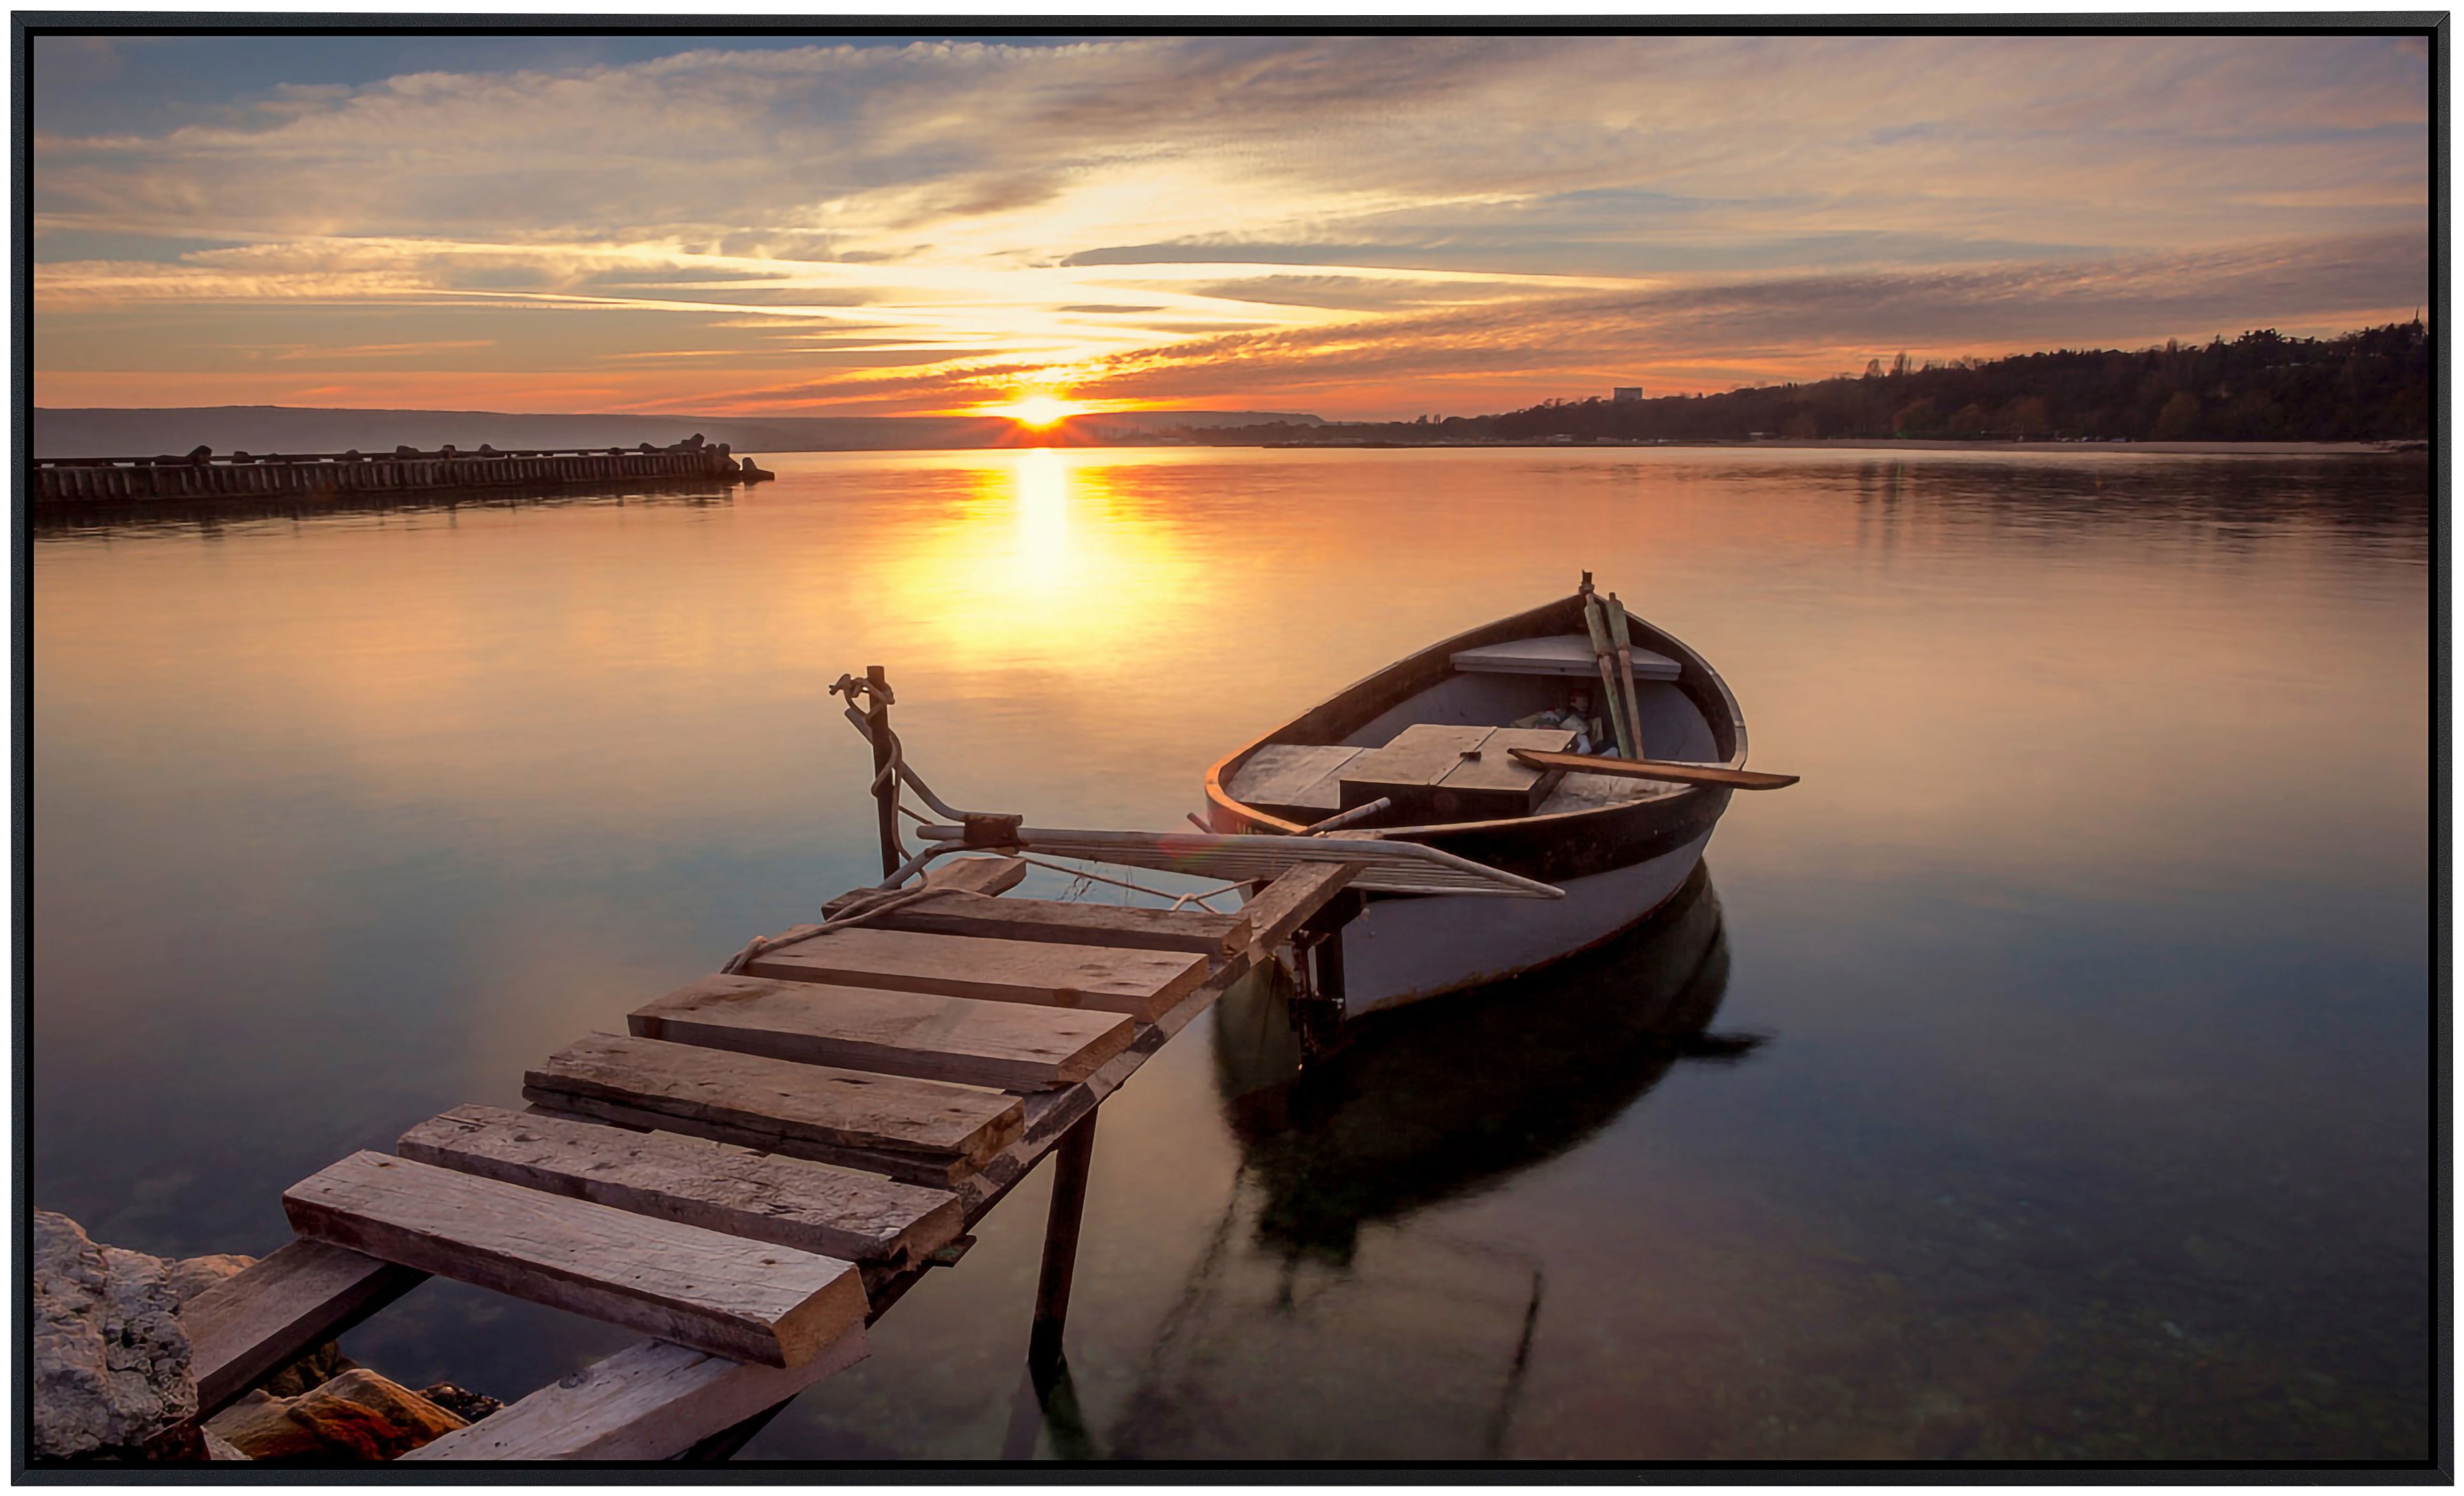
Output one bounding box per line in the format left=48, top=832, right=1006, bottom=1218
left=30, top=32, right=2432, bottom=421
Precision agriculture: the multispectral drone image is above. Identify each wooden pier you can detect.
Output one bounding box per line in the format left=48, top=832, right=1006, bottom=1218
left=181, top=851, right=1359, bottom=1461
left=30, top=440, right=769, bottom=507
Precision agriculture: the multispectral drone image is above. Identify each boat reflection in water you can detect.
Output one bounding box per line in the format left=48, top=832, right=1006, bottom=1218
left=1214, top=859, right=1748, bottom=1264
left=1028, top=864, right=1755, bottom=1462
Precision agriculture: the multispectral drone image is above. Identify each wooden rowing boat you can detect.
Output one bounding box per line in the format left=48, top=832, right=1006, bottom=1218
left=1204, top=583, right=1767, bottom=1013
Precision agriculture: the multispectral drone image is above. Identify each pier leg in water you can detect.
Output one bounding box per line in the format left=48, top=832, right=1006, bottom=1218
left=999, top=1356, right=1098, bottom=1459
left=1027, top=1111, right=1099, bottom=1370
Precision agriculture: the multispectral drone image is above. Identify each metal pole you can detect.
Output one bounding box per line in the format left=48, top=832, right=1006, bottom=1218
left=866, top=665, right=899, bottom=879
left=1027, top=1110, right=1098, bottom=1369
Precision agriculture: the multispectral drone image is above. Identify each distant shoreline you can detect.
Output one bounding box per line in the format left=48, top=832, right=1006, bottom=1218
left=1549, top=438, right=2414, bottom=455
left=1240, top=437, right=2418, bottom=456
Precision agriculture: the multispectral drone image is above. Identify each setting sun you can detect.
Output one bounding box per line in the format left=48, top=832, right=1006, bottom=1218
left=996, top=395, right=1083, bottom=428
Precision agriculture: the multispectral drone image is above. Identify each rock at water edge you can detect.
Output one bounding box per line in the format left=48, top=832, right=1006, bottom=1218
left=31, top=1211, right=196, bottom=1459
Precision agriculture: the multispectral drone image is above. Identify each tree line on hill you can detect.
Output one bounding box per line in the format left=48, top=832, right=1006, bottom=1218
left=1175, top=322, right=2430, bottom=446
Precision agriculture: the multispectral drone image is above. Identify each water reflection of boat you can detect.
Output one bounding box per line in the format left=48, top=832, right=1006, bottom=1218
left=1211, top=862, right=1742, bottom=1264
left=1204, top=581, right=1773, bottom=1015
left=1036, top=866, right=1747, bottom=1460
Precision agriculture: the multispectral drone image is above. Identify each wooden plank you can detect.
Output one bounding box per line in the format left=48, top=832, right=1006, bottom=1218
left=1452, top=635, right=1682, bottom=681
left=182, top=1238, right=428, bottom=1417
left=1375, top=725, right=1576, bottom=820
left=629, top=974, right=1135, bottom=1091
left=526, top=1032, right=1024, bottom=1172
left=865, top=892, right=1253, bottom=957
left=1237, top=861, right=1363, bottom=953
left=1339, top=723, right=1494, bottom=800
left=821, top=855, right=1025, bottom=918
left=524, top=1090, right=988, bottom=1189
left=401, top=1328, right=868, bottom=1462
left=1437, top=727, right=1576, bottom=793
left=284, top=1152, right=865, bottom=1369
left=1505, top=748, right=1799, bottom=789
left=396, top=1104, right=963, bottom=1267
left=1224, top=743, right=1362, bottom=816
left=744, top=927, right=1207, bottom=1022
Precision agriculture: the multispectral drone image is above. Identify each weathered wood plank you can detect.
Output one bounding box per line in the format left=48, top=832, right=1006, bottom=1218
left=1225, top=743, right=1363, bottom=816
left=1338, top=723, right=1494, bottom=799
left=283, top=1152, right=865, bottom=1369
left=821, top=855, right=1026, bottom=918
left=401, top=1328, right=868, bottom=1462
left=396, top=1105, right=963, bottom=1267
left=865, top=892, right=1253, bottom=957
left=527, top=1032, right=1023, bottom=1171
left=744, top=927, right=1207, bottom=1022
left=629, top=975, right=1135, bottom=1091
left=523, top=1090, right=986, bottom=1189
left=1238, top=861, right=1363, bottom=953
left=1381, top=725, right=1578, bottom=819
left=1437, top=727, right=1576, bottom=793
left=182, top=1238, right=429, bottom=1417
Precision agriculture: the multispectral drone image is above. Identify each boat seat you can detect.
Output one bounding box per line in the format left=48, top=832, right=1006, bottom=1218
left=1224, top=744, right=1362, bottom=821
left=1451, top=635, right=1681, bottom=681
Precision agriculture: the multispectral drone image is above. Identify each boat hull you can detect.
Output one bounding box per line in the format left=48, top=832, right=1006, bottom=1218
left=1335, top=829, right=1715, bottom=1015
left=1205, top=588, right=1756, bottom=1017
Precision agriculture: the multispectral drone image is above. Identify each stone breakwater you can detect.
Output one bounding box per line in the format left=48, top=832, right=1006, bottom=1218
left=32, top=435, right=772, bottom=506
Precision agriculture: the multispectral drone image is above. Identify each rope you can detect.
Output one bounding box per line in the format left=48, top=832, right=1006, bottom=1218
left=719, top=882, right=952, bottom=975
left=1012, top=854, right=1246, bottom=913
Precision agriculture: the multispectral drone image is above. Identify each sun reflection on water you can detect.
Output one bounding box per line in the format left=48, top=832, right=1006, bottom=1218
left=883, top=449, right=1213, bottom=691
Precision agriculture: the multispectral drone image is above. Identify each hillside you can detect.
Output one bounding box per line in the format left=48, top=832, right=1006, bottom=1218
left=1193, top=322, right=2433, bottom=446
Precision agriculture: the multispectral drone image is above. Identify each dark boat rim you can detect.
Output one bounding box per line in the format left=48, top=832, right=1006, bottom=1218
left=1204, top=590, right=1751, bottom=842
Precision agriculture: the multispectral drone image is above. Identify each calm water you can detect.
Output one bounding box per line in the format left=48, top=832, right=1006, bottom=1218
left=30, top=446, right=2432, bottom=1462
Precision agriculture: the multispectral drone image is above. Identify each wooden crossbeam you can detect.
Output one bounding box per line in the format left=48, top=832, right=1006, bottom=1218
left=284, top=1152, right=866, bottom=1368
left=396, top=1105, right=964, bottom=1267
left=401, top=1329, right=870, bottom=1462
left=1236, top=861, right=1362, bottom=952
left=743, top=927, right=1208, bottom=1022
left=859, top=892, right=1253, bottom=957
left=182, top=1238, right=429, bottom=1416
left=630, top=975, right=1135, bottom=1092
left=524, top=1033, right=1025, bottom=1187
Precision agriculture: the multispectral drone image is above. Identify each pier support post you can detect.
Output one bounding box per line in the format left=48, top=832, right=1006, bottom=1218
left=865, top=665, right=899, bottom=880
left=1027, top=1110, right=1098, bottom=1369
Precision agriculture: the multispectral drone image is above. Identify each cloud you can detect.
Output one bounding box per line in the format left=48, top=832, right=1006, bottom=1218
left=28, top=34, right=2432, bottom=417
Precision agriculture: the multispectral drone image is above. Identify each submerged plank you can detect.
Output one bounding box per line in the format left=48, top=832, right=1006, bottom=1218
left=865, top=892, right=1253, bottom=958
left=743, top=926, right=1207, bottom=1021
left=526, top=1032, right=1023, bottom=1172
left=397, top=1105, right=963, bottom=1267
left=402, top=1327, right=868, bottom=1462
left=182, top=1238, right=429, bottom=1416
left=284, top=1151, right=864, bottom=1368
left=630, top=975, right=1135, bottom=1091
left=821, top=855, right=1026, bottom=918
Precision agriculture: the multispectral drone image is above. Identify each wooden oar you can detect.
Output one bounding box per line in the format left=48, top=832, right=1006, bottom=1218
left=1507, top=747, right=1799, bottom=790
left=1580, top=595, right=1638, bottom=759
left=1604, top=592, right=1648, bottom=760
